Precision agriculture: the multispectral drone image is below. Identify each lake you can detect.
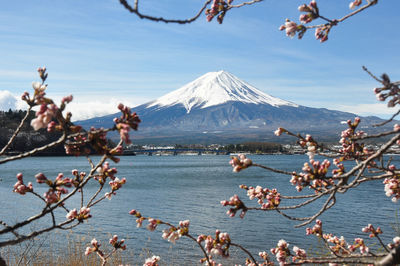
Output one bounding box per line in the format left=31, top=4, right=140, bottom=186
left=0, top=154, right=398, bottom=265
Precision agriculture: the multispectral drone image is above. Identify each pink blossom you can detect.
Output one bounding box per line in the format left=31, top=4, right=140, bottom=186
left=147, top=218, right=158, bottom=231
left=61, top=95, right=73, bottom=104
left=349, top=0, right=362, bottom=9
left=143, top=255, right=160, bottom=266
left=280, top=19, right=298, bottom=38
left=109, top=177, right=126, bottom=191
left=13, top=173, right=33, bottom=195
left=274, top=127, right=285, bottom=136
left=66, top=208, right=78, bottom=220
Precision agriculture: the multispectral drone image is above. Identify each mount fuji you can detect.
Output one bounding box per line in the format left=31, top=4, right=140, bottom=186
left=79, top=71, right=385, bottom=144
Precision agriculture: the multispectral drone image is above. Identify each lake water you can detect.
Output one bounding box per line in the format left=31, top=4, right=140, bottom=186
left=0, top=154, right=399, bottom=265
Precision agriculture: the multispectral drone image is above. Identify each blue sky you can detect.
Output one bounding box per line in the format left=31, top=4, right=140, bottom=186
left=1, top=0, right=399, bottom=120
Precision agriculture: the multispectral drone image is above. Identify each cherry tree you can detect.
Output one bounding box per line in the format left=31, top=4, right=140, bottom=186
left=0, top=67, right=140, bottom=265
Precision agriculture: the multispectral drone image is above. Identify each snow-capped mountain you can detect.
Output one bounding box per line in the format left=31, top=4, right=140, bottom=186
left=78, top=71, right=386, bottom=144
left=147, top=70, right=298, bottom=113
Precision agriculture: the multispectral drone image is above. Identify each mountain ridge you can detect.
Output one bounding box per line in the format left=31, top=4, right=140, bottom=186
left=77, top=71, right=390, bottom=144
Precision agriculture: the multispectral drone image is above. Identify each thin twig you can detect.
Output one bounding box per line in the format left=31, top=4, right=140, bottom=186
left=119, top=0, right=211, bottom=24
left=0, top=133, right=67, bottom=165
left=0, top=107, right=32, bottom=155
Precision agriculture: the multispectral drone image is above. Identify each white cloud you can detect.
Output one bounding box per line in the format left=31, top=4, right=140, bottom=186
left=0, top=90, right=26, bottom=111
left=0, top=90, right=148, bottom=122
left=63, top=96, right=146, bottom=121
left=336, top=103, right=398, bottom=119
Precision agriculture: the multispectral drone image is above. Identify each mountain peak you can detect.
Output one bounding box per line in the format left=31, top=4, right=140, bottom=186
left=147, top=71, right=298, bottom=113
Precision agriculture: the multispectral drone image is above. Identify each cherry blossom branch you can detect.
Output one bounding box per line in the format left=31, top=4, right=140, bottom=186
left=0, top=219, right=75, bottom=247
left=119, top=0, right=211, bottom=24
left=230, top=242, right=258, bottom=264
left=280, top=0, right=379, bottom=42
left=0, top=132, right=67, bottom=164
left=252, top=163, right=294, bottom=175
left=228, top=0, right=263, bottom=9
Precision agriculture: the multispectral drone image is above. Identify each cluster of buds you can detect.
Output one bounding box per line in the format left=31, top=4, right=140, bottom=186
left=109, top=235, right=126, bottom=250
left=241, top=185, right=281, bottom=209
left=85, top=238, right=101, bottom=256
left=349, top=0, right=362, bottom=9
left=229, top=154, right=252, bottom=172
left=129, top=209, right=153, bottom=230
left=129, top=210, right=190, bottom=245
left=348, top=238, right=369, bottom=254
left=220, top=194, right=247, bottom=218
left=270, top=239, right=290, bottom=265
left=95, top=162, right=118, bottom=184
left=314, top=25, right=330, bottom=42
left=384, top=174, right=400, bottom=202
left=337, top=118, right=373, bottom=163
left=114, top=103, right=141, bottom=145
left=291, top=160, right=332, bottom=192
left=279, top=19, right=306, bottom=39
left=362, top=224, right=382, bottom=238
left=66, top=206, right=92, bottom=222
left=35, top=172, right=73, bottom=204
left=384, top=163, right=400, bottom=202
left=13, top=173, right=33, bottom=195
left=205, top=0, right=233, bottom=24
left=324, top=234, right=351, bottom=255
left=292, top=246, right=307, bottom=263
left=198, top=230, right=231, bottom=258
left=25, top=67, right=78, bottom=133
left=64, top=134, right=90, bottom=156
left=247, top=251, right=274, bottom=266
left=161, top=220, right=190, bottom=244
left=306, top=219, right=323, bottom=237
left=143, top=255, right=160, bottom=266
left=30, top=103, right=58, bottom=131
left=388, top=236, right=400, bottom=250
left=298, top=1, right=319, bottom=24
left=37, top=66, right=48, bottom=83
left=374, top=73, right=400, bottom=108
left=332, top=158, right=345, bottom=178
left=299, top=134, right=318, bottom=160
left=109, top=177, right=126, bottom=191
left=71, top=169, right=86, bottom=187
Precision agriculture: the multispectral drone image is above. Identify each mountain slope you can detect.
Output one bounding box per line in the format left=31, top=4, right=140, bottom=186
left=78, top=71, right=387, bottom=144
left=147, top=70, right=298, bottom=113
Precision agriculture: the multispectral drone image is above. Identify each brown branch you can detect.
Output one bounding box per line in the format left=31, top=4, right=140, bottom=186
left=0, top=132, right=67, bottom=165
left=296, top=191, right=336, bottom=227
left=119, top=0, right=211, bottom=24
left=230, top=242, right=258, bottom=265
left=0, top=106, right=32, bottom=156
left=252, top=163, right=293, bottom=175
left=376, top=246, right=400, bottom=266
left=228, top=0, right=263, bottom=9
left=186, top=234, right=211, bottom=265
left=0, top=219, right=74, bottom=247
left=306, top=0, right=378, bottom=30
left=352, top=130, right=398, bottom=140
left=337, top=0, right=378, bottom=23
left=374, top=110, right=400, bottom=127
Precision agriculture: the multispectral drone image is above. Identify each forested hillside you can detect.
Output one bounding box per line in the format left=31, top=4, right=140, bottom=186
left=0, top=109, right=65, bottom=155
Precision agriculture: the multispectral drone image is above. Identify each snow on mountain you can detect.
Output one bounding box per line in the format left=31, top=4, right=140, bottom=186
left=147, top=70, right=298, bottom=113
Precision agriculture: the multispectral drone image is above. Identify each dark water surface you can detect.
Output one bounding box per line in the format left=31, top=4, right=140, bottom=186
left=0, top=155, right=398, bottom=264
